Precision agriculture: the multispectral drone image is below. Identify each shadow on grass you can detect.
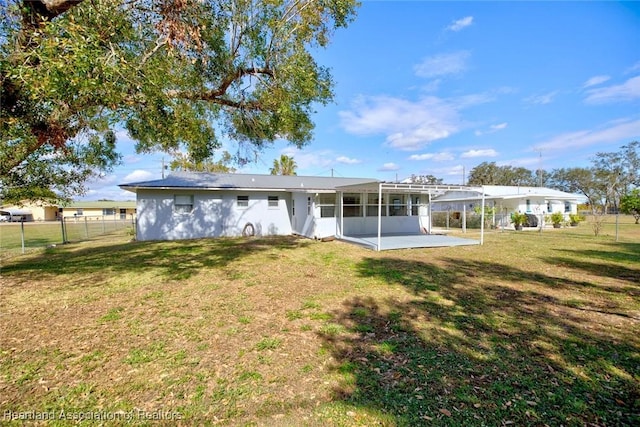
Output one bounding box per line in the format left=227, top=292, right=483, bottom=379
left=319, top=257, right=640, bottom=426
left=542, top=242, right=640, bottom=287
left=2, top=235, right=310, bottom=282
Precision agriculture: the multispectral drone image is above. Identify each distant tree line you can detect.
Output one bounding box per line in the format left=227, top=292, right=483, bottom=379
left=466, top=141, right=639, bottom=215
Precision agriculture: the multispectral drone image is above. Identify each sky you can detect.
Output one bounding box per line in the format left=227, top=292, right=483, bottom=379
left=86, top=0, right=640, bottom=200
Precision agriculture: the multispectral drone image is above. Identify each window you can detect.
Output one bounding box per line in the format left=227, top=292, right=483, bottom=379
left=564, top=202, right=571, bottom=213
left=103, top=208, right=115, bottom=216
left=318, top=193, right=335, bottom=218
left=237, top=195, right=249, bottom=208
left=76, top=209, right=83, bottom=216
left=389, top=194, right=406, bottom=216
left=411, top=195, right=421, bottom=216
left=547, top=202, right=552, bottom=213
left=174, top=195, right=194, bottom=214
left=307, top=197, right=311, bottom=215
left=366, top=193, right=386, bottom=217
left=526, top=199, right=531, bottom=212
left=268, top=195, right=279, bottom=208
left=343, top=193, right=362, bottom=217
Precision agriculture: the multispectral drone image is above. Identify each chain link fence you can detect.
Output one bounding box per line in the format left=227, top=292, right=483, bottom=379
left=431, top=211, right=639, bottom=242
left=0, top=216, right=136, bottom=256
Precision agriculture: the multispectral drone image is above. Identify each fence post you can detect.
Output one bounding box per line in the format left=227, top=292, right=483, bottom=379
left=60, top=217, right=66, bottom=243
left=21, top=219, right=25, bottom=254
left=84, top=216, right=89, bottom=239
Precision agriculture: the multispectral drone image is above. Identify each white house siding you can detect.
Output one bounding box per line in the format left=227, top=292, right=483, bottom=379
left=136, top=190, right=292, bottom=241
left=342, top=216, right=421, bottom=236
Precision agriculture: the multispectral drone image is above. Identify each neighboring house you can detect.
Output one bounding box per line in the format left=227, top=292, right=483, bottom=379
left=120, top=172, right=469, bottom=242
left=433, top=185, right=586, bottom=228
left=60, top=201, right=137, bottom=220
left=0, top=203, right=58, bottom=221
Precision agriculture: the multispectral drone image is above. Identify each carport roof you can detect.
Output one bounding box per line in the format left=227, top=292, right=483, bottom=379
left=432, top=185, right=586, bottom=203
left=0, top=208, right=32, bottom=216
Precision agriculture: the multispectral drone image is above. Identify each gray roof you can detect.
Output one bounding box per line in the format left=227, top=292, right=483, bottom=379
left=120, top=172, right=378, bottom=192
left=432, top=185, right=586, bottom=202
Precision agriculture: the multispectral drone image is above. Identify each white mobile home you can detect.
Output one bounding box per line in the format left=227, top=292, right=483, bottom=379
left=119, top=172, right=469, bottom=242
left=120, top=174, right=585, bottom=245
left=432, top=185, right=585, bottom=228
left=120, top=173, right=375, bottom=241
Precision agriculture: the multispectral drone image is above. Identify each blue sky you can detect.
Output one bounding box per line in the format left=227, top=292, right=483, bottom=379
left=88, top=0, right=640, bottom=200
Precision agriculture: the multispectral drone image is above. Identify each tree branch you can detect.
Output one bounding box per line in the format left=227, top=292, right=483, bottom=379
left=24, top=0, right=86, bottom=21
left=168, top=67, right=274, bottom=106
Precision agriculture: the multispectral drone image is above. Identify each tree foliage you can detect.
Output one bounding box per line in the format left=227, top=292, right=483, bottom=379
left=0, top=0, right=358, bottom=203
left=467, top=162, right=536, bottom=186
left=408, top=174, right=443, bottom=185
left=620, top=189, right=640, bottom=224
left=547, top=167, right=603, bottom=208
left=269, top=154, right=297, bottom=175
left=170, top=151, right=237, bottom=173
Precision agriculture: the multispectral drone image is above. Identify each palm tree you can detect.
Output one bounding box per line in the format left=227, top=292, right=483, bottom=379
left=270, top=155, right=297, bottom=176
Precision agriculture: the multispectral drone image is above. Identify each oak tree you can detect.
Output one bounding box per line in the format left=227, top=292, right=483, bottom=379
left=0, top=0, right=358, bottom=203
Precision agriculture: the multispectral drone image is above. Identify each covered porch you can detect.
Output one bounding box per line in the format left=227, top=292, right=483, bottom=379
left=334, top=182, right=486, bottom=251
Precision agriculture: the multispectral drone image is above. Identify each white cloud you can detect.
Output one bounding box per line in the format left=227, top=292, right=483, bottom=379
left=524, top=91, right=558, bottom=105
left=475, top=122, right=507, bottom=136
left=336, top=156, right=361, bottom=165
left=422, top=79, right=442, bottom=92
left=461, top=149, right=498, bottom=158
left=280, top=147, right=335, bottom=170
left=122, top=169, right=154, bottom=183
left=533, top=118, right=640, bottom=151
left=339, top=95, right=461, bottom=151
left=446, top=16, right=473, bottom=32
left=378, top=162, right=400, bottom=172
left=123, top=155, right=143, bottom=164
left=583, top=75, right=610, bottom=88
left=625, top=61, right=640, bottom=74
left=430, top=165, right=466, bottom=180
left=414, top=51, right=470, bottom=78
left=408, top=152, right=455, bottom=161
left=583, top=76, right=640, bottom=104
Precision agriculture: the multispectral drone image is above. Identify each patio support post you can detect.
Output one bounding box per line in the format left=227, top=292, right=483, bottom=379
left=339, top=191, right=344, bottom=238
left=480, top=186, right=485, bottom=246
left=377, top=183, right=382, bottom=251
left=463, top=204, right=466, bottom=233
left=427, top=191, right=432, bottom=234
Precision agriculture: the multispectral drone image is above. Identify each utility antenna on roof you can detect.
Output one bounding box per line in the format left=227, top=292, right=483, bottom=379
left=538, top=149, right=543, bottom=187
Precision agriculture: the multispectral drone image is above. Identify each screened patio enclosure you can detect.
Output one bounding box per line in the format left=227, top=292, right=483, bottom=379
left=333, top=182, right=486, bottom=251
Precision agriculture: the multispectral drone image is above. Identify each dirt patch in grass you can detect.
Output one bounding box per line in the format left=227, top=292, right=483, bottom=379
left=1, top=226, right=639, bottom=425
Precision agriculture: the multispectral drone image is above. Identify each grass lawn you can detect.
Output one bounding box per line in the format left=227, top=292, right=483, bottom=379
left=0, top=219, right=638, bottom=425
left=0, top=220, right=134, bottom=255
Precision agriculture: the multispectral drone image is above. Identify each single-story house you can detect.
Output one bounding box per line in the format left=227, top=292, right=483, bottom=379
left=120, top=173, right=586, bottom=246
left=60, top=201, right=137, bottom=220
left=119, top=172, right=471, bottom=243
left=432, top=185, right=587, bottom=228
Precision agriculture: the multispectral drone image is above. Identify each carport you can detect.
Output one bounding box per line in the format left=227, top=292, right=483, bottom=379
left=334, top=182, right=486, bottom=251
